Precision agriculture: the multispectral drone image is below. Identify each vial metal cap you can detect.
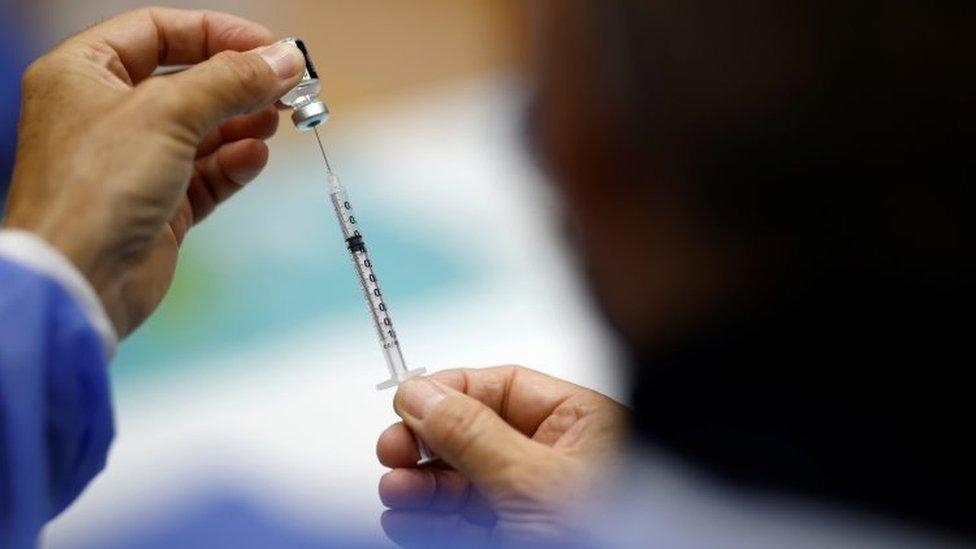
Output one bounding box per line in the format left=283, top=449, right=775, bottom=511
left=292, top=100, right=329, bottom=130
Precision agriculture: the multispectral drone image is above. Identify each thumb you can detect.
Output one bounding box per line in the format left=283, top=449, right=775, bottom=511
left=144, top=42, right=305, bottom=140
left=395, top=378, right=541, bottom=487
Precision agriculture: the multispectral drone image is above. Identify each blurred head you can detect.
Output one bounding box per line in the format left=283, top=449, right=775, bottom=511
left=528, top=0, right=973, bottom=354
left=1, top=9, right=31, bottom=210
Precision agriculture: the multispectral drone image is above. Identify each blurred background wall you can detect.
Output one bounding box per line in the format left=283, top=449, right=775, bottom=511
left=14, top=0, right=530, bottom=106
left=2, top=0, right=530, bottom=205
left=1, top=1, right=623, bottom=547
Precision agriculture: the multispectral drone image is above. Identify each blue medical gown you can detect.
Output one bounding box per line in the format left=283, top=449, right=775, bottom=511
left=0, top=257, right=114, bottom=548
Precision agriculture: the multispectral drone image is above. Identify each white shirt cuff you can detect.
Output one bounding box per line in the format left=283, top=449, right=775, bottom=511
left=0, top=229, right=118, bottom=359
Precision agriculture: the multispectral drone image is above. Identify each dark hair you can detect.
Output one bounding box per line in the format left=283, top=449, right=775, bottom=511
left=588, top=0, right=972, bottom=287
left=586, top=0, right=975, bottom=537
left=0, top=9, right=32, bottom=215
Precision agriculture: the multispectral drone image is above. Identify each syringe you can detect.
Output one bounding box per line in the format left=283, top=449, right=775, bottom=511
left=277, top=37, right=436, bottom=465
left=314, top=129, right=437, bottom=465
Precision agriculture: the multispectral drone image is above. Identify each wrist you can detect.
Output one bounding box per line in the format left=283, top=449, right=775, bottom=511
left=0, top=228, right=118, bottom=357
left=1, top=207, right=129, bottom=338
left=3, top=205, right=123, bottom=297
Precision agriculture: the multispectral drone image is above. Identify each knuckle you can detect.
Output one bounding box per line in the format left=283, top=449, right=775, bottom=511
left=213, top=51, right=271, bottom=103
left=132, top=78, right=203, bottom=139
left=21, top=56, right=53, bottom=90
left=494, top=450, right=566, bottom=504
left=433, top=368, right=465, bottom=389
left=140, top=77, right=183, bottom=113
left=136, top=6, right=159, bottom=16
left=141, top=75, right=177, bottom=96
left=135, top=6, right=174, bottom=27
left=495, top=461, right=536, bottom=497
left=132, top=6, right=158, bottom=25
left=436, top=401, right=492, bottom=456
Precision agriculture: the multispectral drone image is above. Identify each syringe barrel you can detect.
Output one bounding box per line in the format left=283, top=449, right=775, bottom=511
left=324, top=165, right=436, bottom=464
left=328, top=175, right=420, bottom=386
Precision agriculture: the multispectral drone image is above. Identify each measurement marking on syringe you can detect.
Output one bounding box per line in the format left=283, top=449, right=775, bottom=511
left=346, top=235, right=366, bottom=252
left=314, top=125, right=437, bottom=464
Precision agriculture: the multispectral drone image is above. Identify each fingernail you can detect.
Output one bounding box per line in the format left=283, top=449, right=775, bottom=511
left=399, top=379, right=446, bottom=420
left=258, top=43, right=304, bottom=80
left=227, top=164, right=263, bottom=186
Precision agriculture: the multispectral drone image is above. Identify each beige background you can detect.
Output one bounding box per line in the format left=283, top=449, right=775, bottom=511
left=20, top=0, right=530, bottom=111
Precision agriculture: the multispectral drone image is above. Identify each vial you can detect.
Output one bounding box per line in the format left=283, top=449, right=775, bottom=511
left=276, top=38, right=330, bottom=130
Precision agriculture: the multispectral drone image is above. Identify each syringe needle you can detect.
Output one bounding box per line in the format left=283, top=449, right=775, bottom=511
left=313, top=125, right=334, bottom=174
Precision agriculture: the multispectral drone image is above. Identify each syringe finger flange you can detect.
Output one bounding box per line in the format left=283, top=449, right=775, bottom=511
left=376, top=366, right=427, bottom=391
left=376, top=367, right=439, bottom=465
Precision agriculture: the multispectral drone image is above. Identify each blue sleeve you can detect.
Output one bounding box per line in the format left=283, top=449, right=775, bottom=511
left=0, top=257, right=114, bottom=548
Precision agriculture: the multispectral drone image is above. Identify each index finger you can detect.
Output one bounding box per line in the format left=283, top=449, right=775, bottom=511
left=379, top=366, right=582, bottom=466
left=427, top=365, right=587, bottom=438
left=67, top=7, right=275, bottom=84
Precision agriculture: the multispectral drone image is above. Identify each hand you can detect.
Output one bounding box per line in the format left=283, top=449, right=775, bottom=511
left=377, top=366, right=629, bottom=546
left=1, top=8, right=306, bottom=337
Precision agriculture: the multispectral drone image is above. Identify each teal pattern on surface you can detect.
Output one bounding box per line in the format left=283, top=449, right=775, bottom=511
left=111, top=168, right=470, bottom=383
